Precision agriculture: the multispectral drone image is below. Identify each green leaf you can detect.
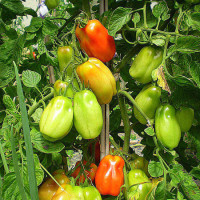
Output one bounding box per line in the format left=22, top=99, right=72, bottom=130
left=144, top=127, right=155, bottom=136
left=190, top=166, right=200, bottom=180
left=42, top=18, right=58, bottom=36
left=31, top=108, right=43, bottom=123
left=30, top=128, right=65, bottom=153
left=148, top=161, right=164, bottom=177
left=154, top=181, right=169, bottom=200
left=152, top=1, right=169, bottom=21
left=2, top=154, right=44, bottom=200
left=25, top=17, right=43, bottom=33
left=0, top=36, right=25, bottom=87
left=0, top=0, right=24, bottom=15
left=172, top=36, right=200, bottom=53
left=151, top=34, right=166, bottom=46
left=190, top=61, right=200, bottom=88
left=108, top=7, right=132, bottom=36
left=132, top=12, right=140, bottom=24
left=3, top=95, right=16, bottom=111
left=169, top=163, right=200, bottom=200
left=22, top=70, right=41, bottom=88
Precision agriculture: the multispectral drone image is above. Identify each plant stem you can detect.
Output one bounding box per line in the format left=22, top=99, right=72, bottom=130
left=28, top=90, right=54, bottom=117
left=175, top=5, right=183, bottom=34
left=118, top=90, right=151, bottom=126
left=117, top=94, right=131, bottom=153
left=0, top=140, right=9, bottom=174
left=143, top=1, right=148, bottom=28
left=126, top=26, right=183, bottom=37
left=82, top=0, right=92, bottom=19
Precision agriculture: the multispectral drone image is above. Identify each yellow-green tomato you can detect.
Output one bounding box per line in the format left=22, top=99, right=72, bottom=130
left=129, top=46, right=163, bottom=84
left=45, top=0, right=60, bottom=9
left=39, top=96, right=73, bottom=141
left=134, top=85, right=161, bottom=125
left=54, top=77, right=79, bottom=98
left=57, top=46, right=74, bottom=75
left=73, top=90, right=103, bottom=139
left=128, top=169, right=152, bottom=200
left=176, top=107, right=194, bottom=132
left=130, top=156, right=149, bottom=177
left=155, top=104, right=181, bottom=149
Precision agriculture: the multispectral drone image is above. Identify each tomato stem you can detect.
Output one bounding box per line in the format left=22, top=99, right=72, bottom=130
left=117, top=94, right=131, bottom=154
left=118, top=90, right=152, bottom=126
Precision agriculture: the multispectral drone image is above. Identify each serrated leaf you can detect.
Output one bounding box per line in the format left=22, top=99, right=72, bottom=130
left=22, top=70, right=41, bottom=88
left=132, top=12, right=140, bottom=24
left=148, top=161, right=164, bottom=177
left=3, top=95, right=16, bottom=111
left=0, top=36, right=25, bottom=87
left=144, top=127, right=155, bottom=136
left=152, top=1, right=169, bottom=21
left=30, top=128, right=65, bottom=153
left=169, top=163, right=200, bottom=200
left=25, top=17, right=43, bottom=33
left=154, top=181, right=169, bottom=200
left=151, top=35, right=166, bottom=46
left=31, top=108, right=43, bottom=123
left=0, top=0, right=24, bottom=15
left=173, top=36, right=200, bottom=53
left=42, top=18, right=58, bottom=36
left=2, top=154, right=43, bottom=200
left=190, top=61, right=200, bottom=88
left=190, top=166, right=200, bottom=180
left=108, top=7, right=132, bottom=36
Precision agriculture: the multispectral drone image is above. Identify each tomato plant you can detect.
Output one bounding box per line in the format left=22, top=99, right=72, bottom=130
left=0, top=0, right=200, bottom=200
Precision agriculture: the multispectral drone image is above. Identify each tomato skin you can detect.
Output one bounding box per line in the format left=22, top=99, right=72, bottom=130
left=57, top=46, right=74, bottom=75
left=127, top=169, right=152, bottom=200
left=52, top=184, right=102, bottom=200
left=71, top=160, right=97, bottom=185
left=130, top=156, right=149, bottom=177
left=129, top=46, right=163, bottom=84
left=133, top=85, right=161, bottom=125
left=76, top=19, right=116, bottom=62
left=45, top=0, right=60, bottom=9
left=155, top=104, right=181, bottom=149
left=38, top=170, right=70, bottom=200
left=54, top=77, right=79, bottom=98
left=39, top=96, right=73, bottom=141
left=176, top=107, right=194, bottom=132
left=95, top=155, right=125, bottom=196
left=73, top=90, right=103, bottom=139
left=76, top=58, right=117, bottom=105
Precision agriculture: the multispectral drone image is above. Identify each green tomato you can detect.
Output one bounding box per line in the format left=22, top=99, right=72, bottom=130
left=176, top=107, right=194, bottom=132
left=73, top=90, right=103, bottom=139
left=130, top=156, right=149, bottom=177
left=57, top=46, right=74, bottom=75
left=39, top=96, right=73, bottom=141
left=54, top=77, right=79, bottom=98
left=45, top=0, right=60, bottom=9
left=155, top=104, right=181, bottom=149
left=83, top=186, right=102, bottom=200
left=133, top=84, right=161, bottom=124
left=129, top=46, right=163, bottom=84
left=128, top=169, right=152, bottom=200
left=52, top=184, right=102, bottom=200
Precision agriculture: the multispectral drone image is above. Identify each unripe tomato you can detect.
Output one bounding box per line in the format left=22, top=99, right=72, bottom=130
left=38, top=170, right=70, bottom=200
left=45, top=0, right=60, bottom=9
left=39, top=96, right=73, bottom=141
left=57, top=46, right=74, bottom=75
left=176, top=107, right=194, bottom=132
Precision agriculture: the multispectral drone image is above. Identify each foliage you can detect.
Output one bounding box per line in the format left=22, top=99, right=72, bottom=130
left=0, top=0, right=200, bottom=199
